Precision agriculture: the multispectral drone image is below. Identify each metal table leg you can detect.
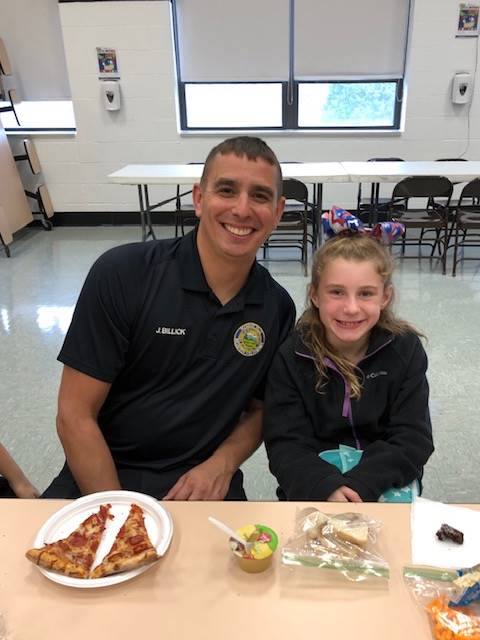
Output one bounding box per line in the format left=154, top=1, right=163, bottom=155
left=313, top=182, right=323, bottom=249
left=143, top=186, right=156, bottom=240
left=137, top=185, right=147, bottom=241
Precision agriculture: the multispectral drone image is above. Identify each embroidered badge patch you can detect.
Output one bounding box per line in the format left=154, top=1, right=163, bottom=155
left=233, top=322, right=265, bottom=357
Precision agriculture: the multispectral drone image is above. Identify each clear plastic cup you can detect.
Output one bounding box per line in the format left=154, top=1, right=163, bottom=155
left=230, top=524, right=278, bottom=573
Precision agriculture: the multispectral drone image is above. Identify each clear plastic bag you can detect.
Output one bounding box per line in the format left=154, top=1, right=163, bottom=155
left=281, top=507, right=390, bottom=581
left=404, top=564, right=480, bottom=639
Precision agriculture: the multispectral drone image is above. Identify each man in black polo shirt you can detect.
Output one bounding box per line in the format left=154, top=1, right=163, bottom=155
left=43, top=136, right=296, bottom=500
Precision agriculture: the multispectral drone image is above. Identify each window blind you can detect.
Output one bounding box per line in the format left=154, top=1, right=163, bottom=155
left=294, top=0, right=410, bottom=80
left=173, top=0, right=290, bottom=82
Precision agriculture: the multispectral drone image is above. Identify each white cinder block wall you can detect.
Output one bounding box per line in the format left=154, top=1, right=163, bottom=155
left=32, top=0, right=480, bottom=213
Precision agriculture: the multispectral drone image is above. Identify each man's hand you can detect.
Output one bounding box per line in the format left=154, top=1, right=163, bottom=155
left=12, top=478, right=40, bottom=499
left=327, top=485, right=362, bottom=502
left=163, top=458, right=234, bottom=501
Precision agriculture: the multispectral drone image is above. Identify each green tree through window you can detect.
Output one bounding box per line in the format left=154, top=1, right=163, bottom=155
left=321, top=83, right=396, bottom=126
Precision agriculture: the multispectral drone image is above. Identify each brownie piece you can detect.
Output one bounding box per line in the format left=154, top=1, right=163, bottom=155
left=436, top=523, right=464, bottom=545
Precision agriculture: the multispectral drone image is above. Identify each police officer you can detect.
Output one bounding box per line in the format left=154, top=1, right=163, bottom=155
left=43, top=136, right=295, bottom=500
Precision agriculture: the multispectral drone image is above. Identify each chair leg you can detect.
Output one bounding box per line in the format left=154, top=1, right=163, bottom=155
left=419, top=228, right=426, bottom=253
left=430, top=229, right=442, bottom=257
left=452, top=224, right=459, bottom=277
left=303, top=221, right=308, bottom=276
left=446, top=217, right=456, bottom=252
left=441, top=224, right=447, bottom=275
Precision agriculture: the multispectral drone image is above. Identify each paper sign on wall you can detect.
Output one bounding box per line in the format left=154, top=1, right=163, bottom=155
left=457, top=3, right=480, bottom=37
left=97, top=47, right=120, bottom=78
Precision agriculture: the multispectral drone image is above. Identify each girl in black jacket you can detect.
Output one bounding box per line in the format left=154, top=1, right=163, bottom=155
left=264, top=211, right=434, bottom=502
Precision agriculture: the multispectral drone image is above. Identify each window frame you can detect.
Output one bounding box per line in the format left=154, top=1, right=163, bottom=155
left=177, top=79, right=403, bottom=133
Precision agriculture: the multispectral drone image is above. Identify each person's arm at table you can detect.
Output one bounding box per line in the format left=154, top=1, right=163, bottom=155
left=327, top=486, right=362, bottom=502
left=56, top=365, right=121, bottom=495
left=163, top=398, right=263, bottom=501
left=0, top=443, right=39, bottom=498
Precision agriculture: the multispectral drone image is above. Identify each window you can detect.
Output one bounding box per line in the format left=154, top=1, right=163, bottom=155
left=183, top=84, right=283, bottom=129
left=172, top=0, right=410, bottom=132
left=297, top=82, right=399, bottom=129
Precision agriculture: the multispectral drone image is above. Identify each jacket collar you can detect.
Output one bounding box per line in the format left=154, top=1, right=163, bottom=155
left=294, top=325, right=394, bottom=360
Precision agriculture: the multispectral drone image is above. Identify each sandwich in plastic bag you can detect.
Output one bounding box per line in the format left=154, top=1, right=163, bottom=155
left=281, top=507, right=389, bottom=581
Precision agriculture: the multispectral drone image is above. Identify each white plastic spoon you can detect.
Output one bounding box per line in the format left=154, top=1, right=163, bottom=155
left=208, top=516, right=253, bottom=550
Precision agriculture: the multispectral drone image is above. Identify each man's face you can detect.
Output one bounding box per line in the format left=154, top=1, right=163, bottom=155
left=193, top=153, right=284, bottom=264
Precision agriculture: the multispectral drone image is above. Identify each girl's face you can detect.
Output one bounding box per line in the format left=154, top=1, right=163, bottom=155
left=310, top=257, right=392, bottom=357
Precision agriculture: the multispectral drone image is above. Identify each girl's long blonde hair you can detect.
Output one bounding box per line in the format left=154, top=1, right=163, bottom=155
left=297, top=234, right=423, bottom=399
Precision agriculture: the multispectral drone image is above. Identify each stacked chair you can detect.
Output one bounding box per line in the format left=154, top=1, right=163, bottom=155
left=0, top=39, right=20, bottom=126
left=14, top=139, right=54, bottom=230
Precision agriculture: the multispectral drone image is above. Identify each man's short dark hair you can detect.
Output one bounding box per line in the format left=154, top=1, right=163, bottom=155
left=200, top=136, right=283, bottom=198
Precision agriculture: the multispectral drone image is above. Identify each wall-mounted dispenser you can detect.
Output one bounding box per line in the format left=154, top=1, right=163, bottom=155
left=452, top=73, right=473, bottom=104
left=102, top=80, right=121, bottom=111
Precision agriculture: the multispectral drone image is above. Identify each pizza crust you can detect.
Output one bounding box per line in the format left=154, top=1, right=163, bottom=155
left=91, top=547, right=158, bottom=578
left=26, top=547, right=91, bottom=578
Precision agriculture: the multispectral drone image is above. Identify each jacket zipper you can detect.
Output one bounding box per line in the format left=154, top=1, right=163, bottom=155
left=295, top=336, right=393, bottom=451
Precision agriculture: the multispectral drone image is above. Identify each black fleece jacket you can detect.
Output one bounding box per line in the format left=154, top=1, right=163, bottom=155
left=264, top=327, right=434, bottom=502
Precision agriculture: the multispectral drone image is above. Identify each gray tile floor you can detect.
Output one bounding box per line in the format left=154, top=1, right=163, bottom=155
left=1, top=225, right=479, bottom=502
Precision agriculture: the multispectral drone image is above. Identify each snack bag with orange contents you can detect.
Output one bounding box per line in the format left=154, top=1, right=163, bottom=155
left=427, top=596, right=480, bottom=640
left=404, top=565, right=480, bottom=640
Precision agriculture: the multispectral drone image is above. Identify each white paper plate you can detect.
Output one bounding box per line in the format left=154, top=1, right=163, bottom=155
left=30, top=490, right=173, bottom=588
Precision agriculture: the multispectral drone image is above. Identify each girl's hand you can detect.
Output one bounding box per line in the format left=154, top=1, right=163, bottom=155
left=327, top=486, right=362, bottom=502
left=12, top=479, right=40, bottom=499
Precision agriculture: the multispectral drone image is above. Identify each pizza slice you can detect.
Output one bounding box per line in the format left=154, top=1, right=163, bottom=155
left=90, top=503, right=158, bottom=578
left=26, top=503, right=113, bottom=578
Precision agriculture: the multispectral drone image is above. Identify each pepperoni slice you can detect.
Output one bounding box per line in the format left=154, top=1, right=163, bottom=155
left=70, top=533, right=88, bottom=547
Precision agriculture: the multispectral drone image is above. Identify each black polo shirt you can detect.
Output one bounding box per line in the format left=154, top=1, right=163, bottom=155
left=58, top=230, right=295, bottom=473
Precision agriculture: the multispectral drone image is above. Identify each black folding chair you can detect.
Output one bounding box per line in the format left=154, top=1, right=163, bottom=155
left=452, top=178, right=480, bottom=276
left=262, top=179, right=310, bottom=276
left=356, top=157, right=404, bottom=224
left=174, top=162, right=202, bottom=236
left=389, top=176, right=453, bottom=275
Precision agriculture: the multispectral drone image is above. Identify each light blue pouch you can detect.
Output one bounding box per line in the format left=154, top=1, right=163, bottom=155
left=319, top=444, right=418, bottom=503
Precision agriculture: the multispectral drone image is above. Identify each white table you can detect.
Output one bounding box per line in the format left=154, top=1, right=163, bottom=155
left=108, top=162, right=349, bottom=242
left=109, top=161, right=480, bottom=242
left=342, top=160, right=480, bottom=224
left=342, top=160, right=480, bottom=183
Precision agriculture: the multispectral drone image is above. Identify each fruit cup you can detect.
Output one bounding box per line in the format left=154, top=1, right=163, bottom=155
left=230, top=524, right=278, bottom=574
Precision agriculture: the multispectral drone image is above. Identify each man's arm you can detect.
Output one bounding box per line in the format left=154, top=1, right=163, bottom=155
left=56, top=365, right=121, bottom=495
left=163, top=398, right=263, bottom=500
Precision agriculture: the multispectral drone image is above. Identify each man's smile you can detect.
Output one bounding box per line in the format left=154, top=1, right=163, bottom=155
left=223, top=223, right=255, bottom=237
